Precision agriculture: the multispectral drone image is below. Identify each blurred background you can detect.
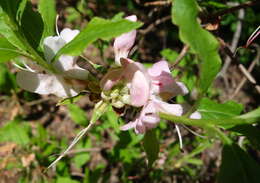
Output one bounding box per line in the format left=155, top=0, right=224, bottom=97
left=0, top=0, right=259, bottom=182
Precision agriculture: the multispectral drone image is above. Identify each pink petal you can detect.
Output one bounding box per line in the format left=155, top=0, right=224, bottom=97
left=154, top=100, right=183, bottom=116
left=113, top=16, right=137, bottom=65
left=120, top=121, right=137, bottom=131
left=100, top=68, right=123, bottom=91
left=148, top=60, right=170, bottom=77
left=130, top=70, right=150, bottom=107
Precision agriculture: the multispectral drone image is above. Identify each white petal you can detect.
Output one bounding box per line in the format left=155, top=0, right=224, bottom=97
left=60, top=28, right=80, bottom=43
left=190, top=111, right=202, bottom=119
left=43, top=36, right=66, bottom=61
left=16, top=71, right=78, bottom=98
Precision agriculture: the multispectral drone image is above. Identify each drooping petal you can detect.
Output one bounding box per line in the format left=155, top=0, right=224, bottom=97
left=154, top=100, right=183, bottom=116
left=120, top=121, right=137, bottom=131
left=60, top=28, right=79, bottom=43
left=135, top=119, right=146, bottom=134
left=113, top=15, right=137, bottom=66
left=141, top=101, right=160, bottom=127
left=148, top=61, right=188, bottom=99
left=16, top=71, right=78, bottom=98
left=130, top=70, right=150, bottom=107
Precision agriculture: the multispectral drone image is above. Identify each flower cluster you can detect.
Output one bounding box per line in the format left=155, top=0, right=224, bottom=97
left=100, top=15, right=201, bottom=134
left=16, top=15, right=200, bottom=135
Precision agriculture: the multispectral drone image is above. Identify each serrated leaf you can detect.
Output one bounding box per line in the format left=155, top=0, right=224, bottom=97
left=38, top=0, right=56, bottom=40
left=54, top=17, right=142, bottom=61
left=143, top=129, right=159, bottom=167
left=0, top=36, right=20, bottom=62
left=198, top=98, right=243, bottom=119
left=172, top=0, right=221, bottom=93
left=218, top=144, right=260, bottom=183
left=0, top=120, right=30, bottom=146
left=68, top=104, right=88, bottom=125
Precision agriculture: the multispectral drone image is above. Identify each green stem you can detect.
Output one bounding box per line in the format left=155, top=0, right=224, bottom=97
left=159, top=112, right=258, bottom=128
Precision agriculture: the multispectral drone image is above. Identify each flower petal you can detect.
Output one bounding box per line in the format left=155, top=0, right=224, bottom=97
left=190, top=111, right=201, bottom=119
left=120, top=121, right=137, bottom=131
left=148, top=60, right=170, bottom=77
left=154, top=100, right=183, bottom=116
left=43, top=36, right=66, bottom=61
left=100, top=68, right=123, bottom=91
left=16, top=71, right=78, bottom=98
left=130, top=70, right=150, bottom=107
left=60, top=28, right=79, bottom=43
left=113, top=15, right=137, bottom=65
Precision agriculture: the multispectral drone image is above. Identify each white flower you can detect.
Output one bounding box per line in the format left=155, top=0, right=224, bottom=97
left=16, top=28, right=88, bottom=98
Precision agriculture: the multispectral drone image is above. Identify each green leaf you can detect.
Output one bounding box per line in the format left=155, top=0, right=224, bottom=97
left=0, top=36, right=20, bottom=62
left=56, top=177, right=80, bottom=183
left=38, top=0, right=56, bottom=40
left=72, top=139, right=91, bottom=168
left=0, top=6, right=27, bottom=51
left=160, top=48, right=179, bottom=62
left=0, top=0, right=44, bottom=50
left=218, top=144, right=260, bottom=183
left=68, top=103, right=88, bottom=125
left=171, top=0, right=221, bottom=93
left=198, top=98, right=243, bottom=119
left=0, top=120, right=30, bottom=146
left=20, top=1, right=44, bottom=50
left=16, top=0, right=27, bottom=24
left=143, top=129, right=159, bottom=167
left=54, top=17, right=142, bottom=61
left=229, top=125, right=260, bottom=150
left=0, top=63, right=17, bottom=93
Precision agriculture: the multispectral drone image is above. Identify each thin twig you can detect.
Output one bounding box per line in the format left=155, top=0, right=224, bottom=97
left=220, top=5, right=244, bottom=76
left=202, top=1, right=258, bottom=22
left=139, top=16, right=171, bottom=34
left=230, top=45, right=260, bottom=99
left=66, top=148, right=100, bottom=155
left=144, top=0, right=171, bottom=6
left=170, top=45, right=189, bottom=70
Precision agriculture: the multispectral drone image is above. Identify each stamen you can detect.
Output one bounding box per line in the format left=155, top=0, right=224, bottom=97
left=56, top=15, right=60, bottom=36
left=175, top=124, right=183, bottom=149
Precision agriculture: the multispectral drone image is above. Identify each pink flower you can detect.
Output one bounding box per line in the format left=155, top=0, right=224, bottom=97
left=113, top=15, right=137, bottom=66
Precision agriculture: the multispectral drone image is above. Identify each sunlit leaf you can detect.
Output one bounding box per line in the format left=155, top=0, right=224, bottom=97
left=0, top=120, right=30, bottom=146
left=0, top=36, right=20, bottom=62
left=218, top=144, right=260, bottom=183
left=198, top=98, right=243, bottom=119
left=172, top=0, right=221, bottom=93
left=68, top=103, right=88, bottom=125
left=38, top=0, right=56, bottom=40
